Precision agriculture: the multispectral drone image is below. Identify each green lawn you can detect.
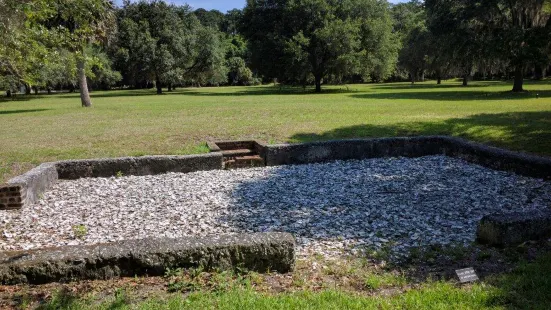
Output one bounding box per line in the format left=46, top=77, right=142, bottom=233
left=1, top=80, right=551, bottom=182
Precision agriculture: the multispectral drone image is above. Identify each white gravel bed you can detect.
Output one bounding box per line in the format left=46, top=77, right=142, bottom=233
left=1, top=156, right=550, bottom=259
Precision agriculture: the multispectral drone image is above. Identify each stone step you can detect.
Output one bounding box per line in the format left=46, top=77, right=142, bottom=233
left=221, top=149, right=255, bottom=158
left=225, top=155, right=265, bottom=169
left=477, top=209, right=551, bottom=246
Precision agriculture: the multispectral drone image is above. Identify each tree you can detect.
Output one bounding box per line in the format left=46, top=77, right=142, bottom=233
left=113, top=1, right=228, bottom=93
left=427, top=0, right=551, bottom=91
left=392, top=0, right=427, bottom=82
left=222, top=9, right=243, bottom=35
left=0, top=0, right=49, bottom=96
left=185, top=26, right=228, bottom=86
left=426, top=0, right=487, bottom=87
left=116, top=0, right=192, bottom=94
left=194, top=9, right=225, bottom=30
left=284, top=1, right=363, bottom=92
left=36, top=0, right=116, bottom=107
left=241, top=0, right=290, bottom=84
left=398, top=26, right=431, bottom=84
left=487, top=0, right=551, bottom=91
left=242, top=0, right=398, bottom=92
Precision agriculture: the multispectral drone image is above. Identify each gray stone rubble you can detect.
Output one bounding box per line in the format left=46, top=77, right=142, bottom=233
left=1, top=156, right=550, bottom=259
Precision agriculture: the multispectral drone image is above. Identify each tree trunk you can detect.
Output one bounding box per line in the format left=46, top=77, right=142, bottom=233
left=462, top=75, right=468, bottom=86
left=314, top=75, right=322, bottom=93
left=420, top=71, right=425, bottom=82
left=534, top=65, right=543, bottom=80
left=77, top=57, right=92, bottom=107
left=437, top=77, right=442, bottom=85
left=47, top=87, right=52, bottom=95
left=410, top=72, right=415, bottom=84
left=34, top=87, right=38, bottom=95
left=6, top=90, right=11, bottom=97
left=512, top=65, right=524, bottom=92
left=156, top=75, right=162, bottom=95
left=25, top=84, right=31, bottom=95
left=168, top=84, right=172, bottom=92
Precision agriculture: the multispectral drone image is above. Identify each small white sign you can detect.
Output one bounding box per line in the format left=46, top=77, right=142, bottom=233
left=455, top=267, right=479, bottom=283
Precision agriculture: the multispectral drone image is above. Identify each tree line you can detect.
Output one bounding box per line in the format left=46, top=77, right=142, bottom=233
left=1, top=0, right=550, bottom=107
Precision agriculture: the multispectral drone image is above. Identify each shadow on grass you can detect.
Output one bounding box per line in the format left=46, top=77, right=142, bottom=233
left=370, top=82, right=497, bottom=90
left=486, top=251, right=551, bottom=309
left=0, top=109, right=50, bottom=115
left=351, top=89, right=551, bottom=101
left=290, top=111, right=551, bottom=157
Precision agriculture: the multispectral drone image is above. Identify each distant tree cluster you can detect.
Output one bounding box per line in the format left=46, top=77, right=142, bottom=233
left=1, top=0, right=550, bottom=106
left=241, top=0, right=400, bottom=92
left=394, top=0, right=551, bottom=91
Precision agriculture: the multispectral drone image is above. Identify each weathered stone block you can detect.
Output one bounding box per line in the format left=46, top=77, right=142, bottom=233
left=477, top=209, right=551, bottom=246
left=55, top=153, right=223, bottom=180
left=0, top=232, right=295, bottom=285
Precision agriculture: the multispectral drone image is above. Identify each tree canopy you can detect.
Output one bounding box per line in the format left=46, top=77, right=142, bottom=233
left=1, top=0, right=550, bottom=100
left=241, top=0, right=399, bottom=92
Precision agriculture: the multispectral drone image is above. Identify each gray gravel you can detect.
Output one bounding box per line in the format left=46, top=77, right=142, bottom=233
left=1, top=156, right=550, bottom=259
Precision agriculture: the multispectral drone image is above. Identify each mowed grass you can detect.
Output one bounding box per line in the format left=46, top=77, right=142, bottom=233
left=1, top=80, right=550, bottom=181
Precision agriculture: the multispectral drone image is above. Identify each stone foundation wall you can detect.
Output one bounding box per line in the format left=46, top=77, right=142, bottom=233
left=1, top=153, right=224, bottom=210
left=3, top=137, right=550, bottom=211
left=265, top=136, right=445, bottom=166
left=55, top=153, right=224, bottom=180
left=265, top=136, right=551, bottom=180
left=440, top=137, right=551, bottom=180
left=0, top=232, right=296, bottom=285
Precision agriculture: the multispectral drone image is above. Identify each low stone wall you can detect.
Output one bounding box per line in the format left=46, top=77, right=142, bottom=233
left=441, top=137, right=551, bottom=180
left=55, top=153, right=223, bottom=180
left=0, top=232, right=295, bottom=285
left=0, top=153, right=223, bottom=210
left=265, top=137, right=446, bottom=166
left=477, top=209, right=551, bottom=246
left=265, top=136, right=551, bottom=180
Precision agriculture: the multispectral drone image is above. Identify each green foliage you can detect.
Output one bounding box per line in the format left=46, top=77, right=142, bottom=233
left=194, top=8, right=225, bottom=30
left=0, top=0, right=49, bottom=90
left=426, top=0, right=551, bottom=90
left=112, top=1, right=229, bottom=92
left=72, top=224, right=88, bottom=239
left=242, top=0, right=398, bottom=91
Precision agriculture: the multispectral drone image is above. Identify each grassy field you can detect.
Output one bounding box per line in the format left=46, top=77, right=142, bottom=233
left=1, top=80, right=551, bottom=182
